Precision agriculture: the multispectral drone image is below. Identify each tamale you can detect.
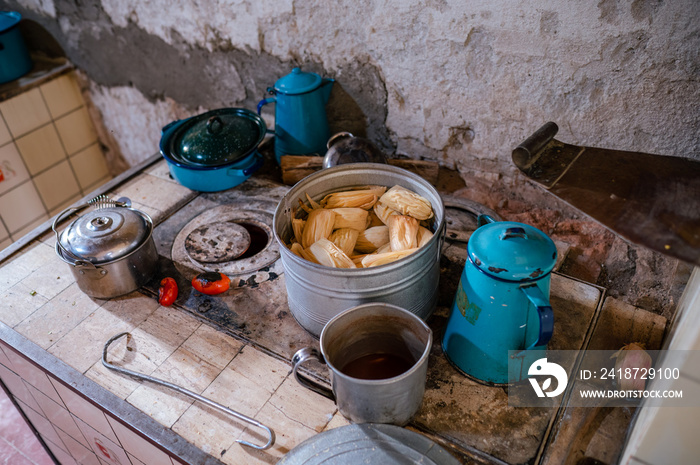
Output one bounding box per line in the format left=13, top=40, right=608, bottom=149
left=329, top=228, right=359, bottom=257
left=308, top=238, right=357, bottom=268
left=320, top=189, right=380, bottom=210
left=361, top=248, right=419, bottom=267
left=332, top=208, right=369, bottom=231
left=379, top=185, right=433, bottom=220
left=355, top=225, right=390, bottom=253
left=289, top=242, right=304, bottom=258
left=388, top=215, right=419, bottom=251
left=373, top=200, right=400, bottom=225
left=416, top=226, right=434, bottom=248
left=301, top=209, right=336, bottom=248
left=292, top=218, right=305, bottom=244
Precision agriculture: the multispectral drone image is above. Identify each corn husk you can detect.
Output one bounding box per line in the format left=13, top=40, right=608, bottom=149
left=416, top=226, right=434, bottom=247
left=308, top=238, right=356, bottom=268
left=389, top=215, right=419, bottom=251
left=329, top=228, right=359, bottom=257
left=375, top=242, right=392, bottom=254
left=355, top=225, right=390, bottom=253
left=351, top=254, right=368, bottom=266
left=361, top=248, right=419, bottom=267
left=320, top=187, right=386, bottom=210
left=289, top=242, right=304, bottom=258
left=292, top=218, right=306, bottom=244
left=302, top=209, right=336, bottom=248
left=367, top=210, right=385, bottom=228
left=332, top=208, right=369, bottom=231
left=373, top=200, right=400, bottom=225
left=299, top=246, right=319, bottom=264
left=379, top=185, right=433, bottom=220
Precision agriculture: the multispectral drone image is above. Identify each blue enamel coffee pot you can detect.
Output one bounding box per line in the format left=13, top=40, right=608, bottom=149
left=442, top=215, right=556, bottom=385
left=258, top=67, right=334, bottom=164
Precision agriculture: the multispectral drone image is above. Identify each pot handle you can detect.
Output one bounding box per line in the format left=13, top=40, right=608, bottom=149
left=227, top=152, right=263, bottom=177
left=291, top=347, right=335, bottom=401
left=161, top=119, right=182, bottom=134
left=52, top=204, right=97, bottom=269
left=519, top=283, right=554, bottom=350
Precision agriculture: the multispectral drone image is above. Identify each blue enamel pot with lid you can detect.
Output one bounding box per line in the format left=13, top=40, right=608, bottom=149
left=160, top=108, right=266, bottom=192
left=442, top=215, right=557, bottom=385
left=0, top=12, right=33, bottom=84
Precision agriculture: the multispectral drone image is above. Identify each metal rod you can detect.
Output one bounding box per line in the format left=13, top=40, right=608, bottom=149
left=102, top=332, right=276, bottom=450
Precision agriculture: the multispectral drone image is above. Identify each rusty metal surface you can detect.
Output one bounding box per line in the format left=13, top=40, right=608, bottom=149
left=513, top=122, right=700, bottom=266
left=184, top=221, right=251, bottom=263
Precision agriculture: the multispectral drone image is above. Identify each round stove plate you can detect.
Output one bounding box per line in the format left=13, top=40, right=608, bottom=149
left=184, top=221, right=251, bottom=263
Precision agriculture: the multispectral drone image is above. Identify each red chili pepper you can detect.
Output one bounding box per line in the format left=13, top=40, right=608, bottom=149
left=192, top=272, right=231, bottom=295
left=158, top=277, right=178, bottom=306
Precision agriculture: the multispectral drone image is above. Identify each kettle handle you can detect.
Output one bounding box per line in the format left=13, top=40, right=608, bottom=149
left=519, top=283, right=554, bottom=349
left=257, top=97, right=275, bottom=115
left=477, top=214, right=497, bottom=227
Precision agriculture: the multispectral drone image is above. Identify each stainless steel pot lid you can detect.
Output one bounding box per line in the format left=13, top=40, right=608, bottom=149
left=166, top=108, right=266, bottom=167
left=60, top=207, right=152, bottom=264
left=277, top=424, right=461, bottom=465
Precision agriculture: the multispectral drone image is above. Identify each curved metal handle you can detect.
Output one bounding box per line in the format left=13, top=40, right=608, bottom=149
left=519, top=284, right=554, bottom=349
left=103, top=332, right=275, bottom=450
left=326, top=132, right=354, bottom=150
left=291, top=347, right=334, bottom=400
left=257, top=97, right=275, bottom=115
left=52, top=204, right=95, bottom=268
left=477, top=214, right=497, bottom=227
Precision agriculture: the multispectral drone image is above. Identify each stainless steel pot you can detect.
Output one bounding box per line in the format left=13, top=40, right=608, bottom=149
left=273, top=163, right=445, bottom=337
left=53, top=197, right=158, bottom=299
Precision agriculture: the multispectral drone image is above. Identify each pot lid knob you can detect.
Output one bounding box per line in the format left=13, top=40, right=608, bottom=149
left=273, top=67, right=323, bottom=95
left=60, top=207, right=152, bottom=264
left=468, top=221, right=557, bottom=281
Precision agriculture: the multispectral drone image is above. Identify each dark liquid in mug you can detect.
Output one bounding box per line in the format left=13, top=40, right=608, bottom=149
left=340, top=353, right=416, bottom=380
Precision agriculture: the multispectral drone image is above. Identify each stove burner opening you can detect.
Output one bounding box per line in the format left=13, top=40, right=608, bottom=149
left=234, top=222, right=269, bottom=259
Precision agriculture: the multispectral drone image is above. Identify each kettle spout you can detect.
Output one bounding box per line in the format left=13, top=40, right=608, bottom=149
left=320, top=78, right=335, bottom=103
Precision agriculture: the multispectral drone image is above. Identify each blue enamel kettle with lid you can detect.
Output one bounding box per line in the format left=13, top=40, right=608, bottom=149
left=258, top=67, right=334, bottom=164
left=442, top=215, right=556, bottom=385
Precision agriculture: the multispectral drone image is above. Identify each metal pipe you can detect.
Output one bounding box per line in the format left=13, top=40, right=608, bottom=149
left=102, top=332, right=276, bottom=450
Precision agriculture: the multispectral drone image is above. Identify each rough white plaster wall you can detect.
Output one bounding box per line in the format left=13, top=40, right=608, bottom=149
left=90, top=0, right=698, bottom=175
left=19, top=0, right=55, bottom=17
left=88, top=85, right=197, bottom=167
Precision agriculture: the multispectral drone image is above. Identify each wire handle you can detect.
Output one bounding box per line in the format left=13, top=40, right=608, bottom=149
left=102, top=332, right=276, bottom=450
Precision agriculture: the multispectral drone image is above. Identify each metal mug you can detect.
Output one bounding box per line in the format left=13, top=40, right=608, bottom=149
left=291, top=303, right=433, bottom=426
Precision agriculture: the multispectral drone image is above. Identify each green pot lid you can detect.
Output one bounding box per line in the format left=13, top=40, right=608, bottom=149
left=171, top=109, right=265, bottom=167
left=61, top=208, right=151, bottom=264
left=468, top=221, right=557, bottom=281
left=273, top=67, right=323, bottom=95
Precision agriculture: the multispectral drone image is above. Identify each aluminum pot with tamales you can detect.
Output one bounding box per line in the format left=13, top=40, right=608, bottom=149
left=273, top=163, right=445, bottom=337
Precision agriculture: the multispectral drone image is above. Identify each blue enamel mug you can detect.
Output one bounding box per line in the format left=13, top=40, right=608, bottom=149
left=442, top=215, right=556, bottom=385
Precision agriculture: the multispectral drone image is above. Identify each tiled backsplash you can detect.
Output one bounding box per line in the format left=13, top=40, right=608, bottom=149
left=0, top=71, right=112, bottom=249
